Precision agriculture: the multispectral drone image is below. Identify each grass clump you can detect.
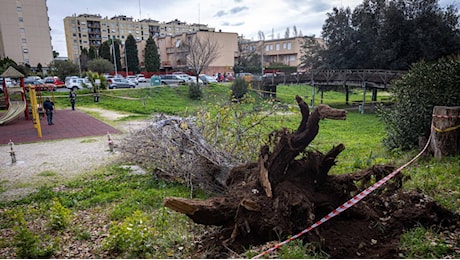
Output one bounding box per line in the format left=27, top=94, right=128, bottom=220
left=400, top=226, right=453, bottom=258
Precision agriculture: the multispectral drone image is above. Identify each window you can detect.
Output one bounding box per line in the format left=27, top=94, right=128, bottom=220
left=276, top=43, right=280, bottom=51
left=23, top=48, right=28, bottom=53
left=21, top=38, right=27, bottom=43
left=18, top=17, right=23, bottom=22
left=287, top=42, right=292, bottom=50
left=16, top=6, right=22, bottom=12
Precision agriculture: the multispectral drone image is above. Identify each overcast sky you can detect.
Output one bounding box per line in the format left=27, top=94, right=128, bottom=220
left=47, top=0, right=458, bottom=58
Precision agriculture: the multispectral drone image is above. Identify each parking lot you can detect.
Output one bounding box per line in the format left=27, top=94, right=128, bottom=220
left=56, top=81, right=152, bottom=92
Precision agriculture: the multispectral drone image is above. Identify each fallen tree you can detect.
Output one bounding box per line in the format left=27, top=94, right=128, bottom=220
left=162, top=96, right=458, bottom=258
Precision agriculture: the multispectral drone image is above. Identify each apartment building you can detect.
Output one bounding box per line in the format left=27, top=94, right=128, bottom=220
left=240, top=36, right=324, bottom=68
left=64, top=14, right=214, bottom=63
left=0, top=0, right=53, bottom=70
left=155, top=31, right=238, bottom=75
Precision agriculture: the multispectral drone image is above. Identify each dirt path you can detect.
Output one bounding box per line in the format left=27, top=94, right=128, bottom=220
left=0, top=108, right=149, bottom=202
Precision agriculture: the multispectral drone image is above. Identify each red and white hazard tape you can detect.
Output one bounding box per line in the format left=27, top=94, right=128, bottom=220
left=252, top=132, right=433, bottom=259
left=432, top=114, right=460, bottom=119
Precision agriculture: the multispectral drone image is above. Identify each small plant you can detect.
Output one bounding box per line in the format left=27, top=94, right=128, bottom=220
left=38, top=170, right=57, bottom=177
left=231, top=77, right=249, bottom=100
left=48, top=197, right=71, bottom=230
left=188, top=82, right=203, bottom=100
left=12, top=211, right=55, bottom=258
left=103, top=210, right=157, bottom=258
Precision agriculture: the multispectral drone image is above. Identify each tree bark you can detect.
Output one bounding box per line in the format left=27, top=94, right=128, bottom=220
left=430, top=106, right=460, bottom=159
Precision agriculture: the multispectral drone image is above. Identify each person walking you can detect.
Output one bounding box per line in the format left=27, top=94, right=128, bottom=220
left=43, top=97, right=55, bottom=125
left=69, top=90, right=76, bottom=110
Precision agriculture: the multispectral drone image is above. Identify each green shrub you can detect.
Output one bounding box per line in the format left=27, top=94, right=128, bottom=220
left=378, top=55, right=460, bottom=150
left=103, top=210, right=157, bottom=258
left=12, top=211, right=55, bottom=258
left=48, top=197, right=71, bottom=230
left=231, top=77, right=249, bottom=100
left=188, top=83, right=203, bottom=100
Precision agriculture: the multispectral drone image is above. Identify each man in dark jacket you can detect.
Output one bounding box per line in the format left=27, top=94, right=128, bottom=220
left=43, top=97, right=54, bottom=125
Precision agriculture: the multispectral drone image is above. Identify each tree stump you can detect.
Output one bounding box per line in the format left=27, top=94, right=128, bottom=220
left=430, top=106, right=460, bottom=159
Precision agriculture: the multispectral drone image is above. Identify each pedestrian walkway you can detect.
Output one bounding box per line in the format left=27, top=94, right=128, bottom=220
left=0, top=109, right=122, bottom=145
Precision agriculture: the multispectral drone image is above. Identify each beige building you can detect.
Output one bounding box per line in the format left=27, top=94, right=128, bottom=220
left=155, top=31, right=238, bottom=75
left=0, top=0, right=53, bottom=70
left=240, top=36, right=324, bottom=69
left=64, top=14, right=214, bottom=63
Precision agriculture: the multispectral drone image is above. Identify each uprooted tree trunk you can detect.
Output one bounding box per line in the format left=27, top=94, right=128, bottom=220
left=164, top=96, right=395, bottom=247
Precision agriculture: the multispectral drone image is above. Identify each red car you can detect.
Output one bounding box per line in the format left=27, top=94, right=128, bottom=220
left=44, top=77, right=65, bottom=88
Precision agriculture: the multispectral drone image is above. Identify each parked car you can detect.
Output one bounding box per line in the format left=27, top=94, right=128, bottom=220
left=136, top=74, right=146, bottom=82
left=173, top=73, right=203, bottom=85
left=108, top=78, right=136, bottom=89
left=0, top=77, right=15, bottom=87
left=235, top=72, right=254, bottom=82
left=24, top=78, right=56, bottom=91
left=126, top=75, right=139, bottom=85
left=65, top=77, right=93, bottom=91
left=199, top=74, right=218, bottom=84
left=159, top=74, right=186, bottom=85
left=44, top=77, right=65, bottom=88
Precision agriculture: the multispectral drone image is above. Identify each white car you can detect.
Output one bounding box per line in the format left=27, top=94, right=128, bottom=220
left=127, top=76, right=139, bottom=85
left=65, top=77, right=93, bottom=91
left=136, top=74, right=146, bottom=82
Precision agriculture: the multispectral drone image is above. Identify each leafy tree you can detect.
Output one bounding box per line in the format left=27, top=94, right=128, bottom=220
left=80, top=47, right=89, bottom=71
left=113, top=40, right=122, bottom=74
left=37, top=63, right=43, bottom=74
left=0, top=57, right=18, bottom=74
left=144, top=36, right=160, bottom=72
left=89, top=46, right=98, bottom=60
left=378, top=55, right=460, bottom=150
left=99, top=41, right=111, bottom=61
left=125, top=34, right=140, bottom=74
left=321, top=7, right=356, bottom=69
left=299, top=35, right=326, bottom=70
left=320, top=0, right=460, bottom=70
left=48, top=60, right=79, bottom=80
left=87, top=58, right=114, bottom=74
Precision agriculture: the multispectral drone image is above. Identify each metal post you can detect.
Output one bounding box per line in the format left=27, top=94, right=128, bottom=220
left=107, top=132, right=114, bottom=152
left=311, top=80, right=315, bottom=108
left=8, top=140, right=16, bottom=164
left=361, top=81, right=366, bottom=114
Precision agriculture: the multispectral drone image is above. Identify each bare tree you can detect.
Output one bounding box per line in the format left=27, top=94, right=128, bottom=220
left=183, top=33, right=220, bottom=85
left=293, top=25, right=298, bottom=37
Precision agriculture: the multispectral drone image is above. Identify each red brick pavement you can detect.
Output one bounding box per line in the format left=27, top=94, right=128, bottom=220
left=0, top=109, right=122, bottom=145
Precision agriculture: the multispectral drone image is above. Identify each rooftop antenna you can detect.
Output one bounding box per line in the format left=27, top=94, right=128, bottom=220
left=139, top=0, right=141, bottom=19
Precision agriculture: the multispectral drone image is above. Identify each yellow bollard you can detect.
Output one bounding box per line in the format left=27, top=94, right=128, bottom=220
left=28, top=85, right=42, bottom=138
